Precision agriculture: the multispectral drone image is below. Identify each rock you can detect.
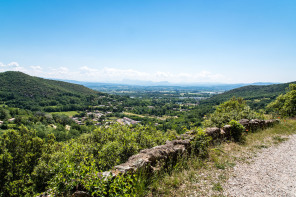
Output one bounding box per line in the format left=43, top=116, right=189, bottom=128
left=71, top=191, right=91, bottom=197
left=112, top=139, right=190, bottom=174
left=239, top=119, right=250, bottom=131
left=205, top=127, right=220, bottom=139
left=221, top=125, right=232, bottom=139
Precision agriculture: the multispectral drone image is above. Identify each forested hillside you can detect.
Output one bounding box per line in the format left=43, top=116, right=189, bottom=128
left=0, top=71, right=107, bottom=111
left=201, top=82, right=295, bottom=110
left=181, top=82, right=295, bottom=127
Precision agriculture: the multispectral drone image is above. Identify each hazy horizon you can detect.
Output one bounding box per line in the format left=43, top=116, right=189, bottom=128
left=0, top=0, right=295, bottom=84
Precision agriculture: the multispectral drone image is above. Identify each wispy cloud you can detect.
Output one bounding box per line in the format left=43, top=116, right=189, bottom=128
left=7, top=62, right=20, bottom=67
left=0, top=62, right=226, bottom=83
left=0, top=61, right=27, bottom=72
left=0, top=62, right=20, bottom=68
left=76, top=66, right=225, bottom=83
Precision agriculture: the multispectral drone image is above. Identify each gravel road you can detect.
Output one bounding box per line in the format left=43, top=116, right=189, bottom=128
left=223, top=135, right=296, bottom=197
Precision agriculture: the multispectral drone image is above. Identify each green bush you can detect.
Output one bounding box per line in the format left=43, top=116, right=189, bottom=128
left=229, top=120, right=245, bottom=142
left=190, top=128, right=211, bottom=158
left=203, top=97, right=264, bottom=128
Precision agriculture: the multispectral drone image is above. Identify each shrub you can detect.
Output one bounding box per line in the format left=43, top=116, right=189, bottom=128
left=191, top=128, right=211, bottom=158
left=203, top=97, right=264, bottom=128
left=229, top=120, right=245, bottom=142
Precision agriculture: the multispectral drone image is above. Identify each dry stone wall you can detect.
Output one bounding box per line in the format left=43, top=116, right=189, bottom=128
left=104, top=119, right=279, bottom=177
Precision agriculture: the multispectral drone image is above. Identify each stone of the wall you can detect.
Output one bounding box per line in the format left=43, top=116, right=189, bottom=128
left=205, top=127, right=220, bottom=139
left=71, top=191, right=91, bottom=197
left=110, top=139, right=192, bottom=175
left=239, top=119, right=279, bottom=133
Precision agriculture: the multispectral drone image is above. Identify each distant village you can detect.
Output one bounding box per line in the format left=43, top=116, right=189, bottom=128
left=71, top=110, right=140, bottom=126
left=0, top=110, right=140, bottom=128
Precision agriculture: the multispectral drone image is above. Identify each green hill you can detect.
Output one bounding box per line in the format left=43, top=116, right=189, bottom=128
left=183, top=81, right=296, bottom=126
left=0, top=71, right=106, bottom=111
left=201, top=82, right=295, bottom=110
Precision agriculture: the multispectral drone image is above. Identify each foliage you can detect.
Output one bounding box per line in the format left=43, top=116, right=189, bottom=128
left=228, top=120, right=245, bottom=142
left=0, top=122, right=177, bottom=196
left=203, top=97, right=264, bottom=128
left=267, top=84, right=296, bottom=117
left=190, top=128, right=211, bottom=158
left=0, top=126, right=44, bottom=197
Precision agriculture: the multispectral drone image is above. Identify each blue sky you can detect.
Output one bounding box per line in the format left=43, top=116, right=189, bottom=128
left=0, top=0, right=295, bottom=83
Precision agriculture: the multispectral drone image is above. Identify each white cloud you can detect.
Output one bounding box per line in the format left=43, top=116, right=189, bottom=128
left=73, top=66, right=225, bottom=83
left=0, top=61, right=28, bottom=73
left=7, top=62, right=20, bottom=67
left=0, top=61, right=226, bottom=83
left=0, top=62, right=20, bottom=68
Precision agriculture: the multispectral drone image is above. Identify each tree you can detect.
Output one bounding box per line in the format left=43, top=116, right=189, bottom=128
left=0, top=108, right=11, bottom=120
left=267, top=84, right=296, bottom=117
left=0, top=126, right=44, bottom=196
left=203, top=97, right=263, bottom=128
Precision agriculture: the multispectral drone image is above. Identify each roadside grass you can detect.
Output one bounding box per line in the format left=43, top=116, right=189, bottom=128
left=145, top=119, right=296, bottom=197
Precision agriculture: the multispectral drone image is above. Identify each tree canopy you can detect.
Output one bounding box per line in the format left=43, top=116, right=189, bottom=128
left=267, top=84, right=296, bottom=117
left=203, top=97, right=264, bottom=128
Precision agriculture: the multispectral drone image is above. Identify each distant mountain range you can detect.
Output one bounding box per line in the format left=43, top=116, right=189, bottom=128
left=58, top=79, right=278, bottom=92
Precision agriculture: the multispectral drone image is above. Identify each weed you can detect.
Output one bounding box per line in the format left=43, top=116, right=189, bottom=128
left=212, top=182, right=223, bottom=191
left=215, top=163, right=226, bottom=170
left=272, top=135, right=288, bottom=144
left=254, top=144, right=269, bottom=149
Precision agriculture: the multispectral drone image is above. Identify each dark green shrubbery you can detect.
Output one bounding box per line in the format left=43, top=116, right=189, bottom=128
left=190, top=128, right=211, bottom=158
left=228, top=120, right=245, bottom=142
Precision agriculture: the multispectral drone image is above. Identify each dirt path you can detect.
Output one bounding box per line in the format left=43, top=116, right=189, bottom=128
left=223, top=135, right=296, bottom=197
